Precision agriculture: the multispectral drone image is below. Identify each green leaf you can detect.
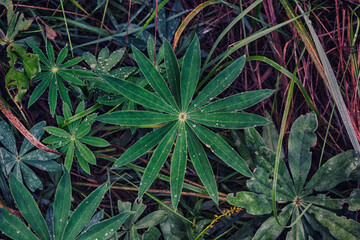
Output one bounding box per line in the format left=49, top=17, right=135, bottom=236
left=21, top=53, right=40, bottom=80
left=19, top=121, right=46, bottom=155
left=305, top=150, right=359, bottom=192
left=97, top=110, right=177, bottom=126
left=20, top=163, right=43, bottom=191
left=53, top=169, right=71, bottom=240
left=0, top=208, right=38, bottom=240
left=9, top=13, right=32, bottom=41
left=9, top=174, right=51, bottom=240
left=186, top=125, right=218, bottom=204
left=252, top=204, right=292, bottom=240
left=99, top=73, right=177, bottom=114
left=134, top=210, right=167, bottom=229
left=180, top=36, right=200, bottom=111
left=170, top=123, right=187, bottom=209
left=112, top=122, right=176, bottom=169
left=253, top=147, right=296, bottom=197
left=83, top=52, right=96, bottom=68
left=46, top=40, right=55, bottom=65
left=188, top=123, right=252, bottom=177
left=191, top=90, right=274, bottom=114
left=28, top=74, right=52, bottom=107
left=76, top=146, right=91, bottom=174
left=286, top=207, right=306, bottom=240
left=288, top=112, right=317, bottom=193
left=101, top=48, right=125, bottom=72
left=308, top=205, right=360, bottom=240
left=64, top=141, right=75, bottom=171
left=142, top=227, right=161, bottom=240
left=57, top=71, right=85, bottom=86
left=59, top=57, right=84, bottom=68
left=79, top=136, right=109, bottom=147
left=147, top=37, right=155, bottom=63
left=56, top=45, right=68, bottom=66
left=0, top=121, right=17, bottom=154
left=302, top=195, right=343, bottom=210
left=188, top=56, right=246, bottom=112
left=57, top=76, right=71, bottom=107
left=63, top=182, right=108, bottom=240
left=130, top=225, right=140, bottom=240
left=138, top=122, right=180, bottom=199
left=75, top=140, right=96, bottom=165
left=5, top=67, right=29, bottom=102
left=49, top=75, right=57, bottom=116
left=190, top=112, right=269, bottom=129
left=344, top=189, right=360, bottom=211
left=132, top=46, right=179, bottom=111
left=227, top=192, right=272, bottom=215
left=247, top=168, right=293, bottom=201
left=44, top=126, right=71, bottom=138
left=26, top=40, right=50, bottom=66
left=76, top=212, right=132, bottom=240
left=163, top=40, right=181, bottom=106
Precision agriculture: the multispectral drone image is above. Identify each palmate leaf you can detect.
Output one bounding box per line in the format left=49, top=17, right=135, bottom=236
left=9, top=174, right=51, bottom=240
left=288, top=111, right=317, bottom=193
left=138, top=122, right=180, bottom=199
left=188, top=56, right=245, bottom=112
left=0, top=209, right=38, bottom=240
left=170, top=122, right=187, bottom=209
left=27, top=41, right=93, bottom=115
left=132, top=46, right=179, bottom=110
left=180, top=35, right=200, bottom=111
left=97, top=110, right=177, bottom=126
left=98, top=73, right=177, bottom=114
left=188, top=123, right=253, bottom=177
left=96, top=36, right=272, bottom=207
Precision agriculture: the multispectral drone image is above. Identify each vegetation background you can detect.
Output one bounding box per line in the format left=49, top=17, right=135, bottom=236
left=0, top=0, right=360, bottom=239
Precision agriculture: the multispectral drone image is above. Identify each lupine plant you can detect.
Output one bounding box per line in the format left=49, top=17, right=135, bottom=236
left=43, top=101, right=109, bottom=174
left=0, top=121, right=61, bottom=192
left=26, top=41, right=95, bottom=115
left=0, top=169, right=132, bottom=239
left=96, top=36, right=274, bottom=208
left=227, top=112, right=360, bottom=239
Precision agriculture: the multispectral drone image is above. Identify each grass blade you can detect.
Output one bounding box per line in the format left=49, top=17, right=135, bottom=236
left=173, top=0, right=221, bottom=49
left=296, top=2, right=360, bottom=156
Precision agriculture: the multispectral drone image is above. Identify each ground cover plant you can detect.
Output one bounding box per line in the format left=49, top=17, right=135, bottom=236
left=0, top=0, right=360, bottom=239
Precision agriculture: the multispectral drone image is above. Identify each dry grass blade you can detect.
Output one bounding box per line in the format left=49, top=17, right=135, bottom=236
left=0, top=99, right=61, bottom=155
left=296, top=2, right=360, bottom=156
left=173, top=0, right=221, bottom=49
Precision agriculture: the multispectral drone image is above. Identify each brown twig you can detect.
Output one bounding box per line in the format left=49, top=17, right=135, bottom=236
left=72, top=182, right=227, bottom=201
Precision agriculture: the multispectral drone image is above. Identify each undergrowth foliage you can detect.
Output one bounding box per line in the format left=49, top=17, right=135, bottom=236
left=0, top=0, right=360, bottom=239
